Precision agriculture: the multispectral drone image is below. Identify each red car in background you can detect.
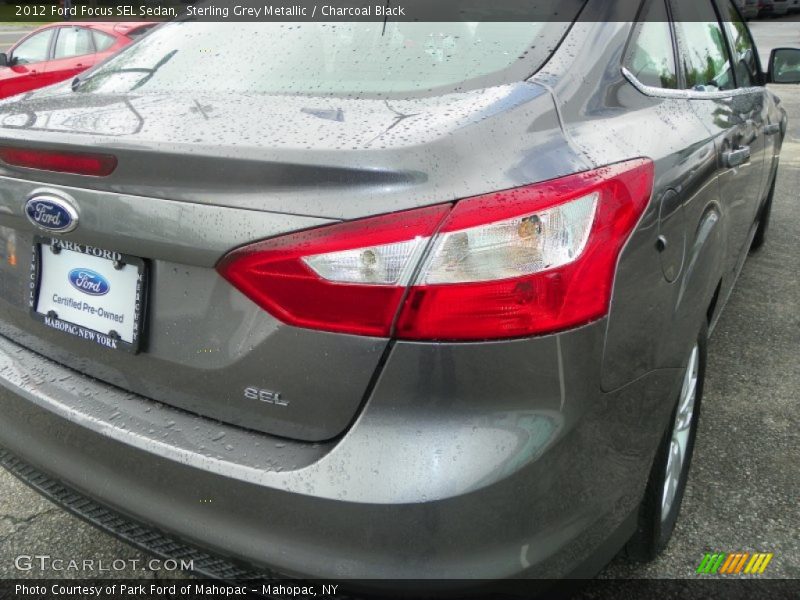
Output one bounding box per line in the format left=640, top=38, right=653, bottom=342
left=0, top=22, right=156, bottom=99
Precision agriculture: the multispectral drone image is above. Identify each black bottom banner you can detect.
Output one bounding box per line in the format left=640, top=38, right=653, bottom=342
left=1, top=579, right=799, bottom=600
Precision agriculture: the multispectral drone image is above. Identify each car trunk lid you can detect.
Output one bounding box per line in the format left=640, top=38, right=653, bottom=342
left=0, top=84, right=573, bottom=441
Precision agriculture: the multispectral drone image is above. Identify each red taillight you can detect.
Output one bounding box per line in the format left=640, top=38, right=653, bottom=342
left=217, top=159, right=654, bottom=341
left=0, top=146, right=117, bottom=176
left=397, top=159, right=654, bottom=339
left=217, top=204, right=452, bottom=337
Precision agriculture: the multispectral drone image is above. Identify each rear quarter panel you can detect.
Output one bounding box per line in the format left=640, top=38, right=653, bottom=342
left=534, top=19, right=728, bottom=391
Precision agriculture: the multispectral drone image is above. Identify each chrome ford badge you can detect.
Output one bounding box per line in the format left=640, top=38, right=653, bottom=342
left=25, top=195, right=79, bottom=233
left=68, top=268, right=110, bottom=296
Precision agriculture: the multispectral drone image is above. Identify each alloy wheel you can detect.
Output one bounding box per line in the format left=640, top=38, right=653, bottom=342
left=661, top=343, right=699, bottom=520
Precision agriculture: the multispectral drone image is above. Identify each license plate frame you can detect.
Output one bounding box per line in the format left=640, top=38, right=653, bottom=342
left=29, top=237, right=148, bottom=354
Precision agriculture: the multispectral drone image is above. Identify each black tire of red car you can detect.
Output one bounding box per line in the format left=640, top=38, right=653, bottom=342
left=625, top=324, right=707, bottom=561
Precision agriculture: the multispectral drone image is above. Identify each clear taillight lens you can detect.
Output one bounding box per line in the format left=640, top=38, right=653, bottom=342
left=218, top=159, right=654, bottom=341
left=420, top=192, right=598, bottom=285
left=216, top=204, right=450, bottom=337
left=303, top=237, right=428, bottom=286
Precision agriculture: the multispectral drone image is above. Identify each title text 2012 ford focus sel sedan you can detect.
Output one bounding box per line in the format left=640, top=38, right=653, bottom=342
left=0, top=0, right=798, bottom=583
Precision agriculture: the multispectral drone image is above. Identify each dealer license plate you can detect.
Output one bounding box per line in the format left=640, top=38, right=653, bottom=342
left=30, top=238, right=147, bottom=353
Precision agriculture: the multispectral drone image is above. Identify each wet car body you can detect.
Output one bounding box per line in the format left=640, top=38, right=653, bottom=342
left=0, top=0, right=791, bottom=583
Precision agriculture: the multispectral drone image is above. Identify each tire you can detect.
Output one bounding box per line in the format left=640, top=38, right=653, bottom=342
left=750, top=176, right=776, bottom=253
left=625, top=325, right=707, bottom=561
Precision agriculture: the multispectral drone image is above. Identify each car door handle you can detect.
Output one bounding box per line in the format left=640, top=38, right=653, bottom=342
left=764, top=123, right=781, bottom=136
left=723, top=147, right=751, bottom=168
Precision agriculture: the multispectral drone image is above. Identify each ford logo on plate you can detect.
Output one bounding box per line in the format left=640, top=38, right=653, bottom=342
left=68, top=269, right=110, bottom=296
left=24, top=195, right=79, bottom=233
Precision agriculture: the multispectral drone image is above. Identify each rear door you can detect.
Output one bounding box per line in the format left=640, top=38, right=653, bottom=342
left=717, top=0, right=774, bottom=219
left=42, top=26, right=97, bottom=86
left=671, top=0, right=767, bottom=282
left=3, top=29, right=53, bottom=97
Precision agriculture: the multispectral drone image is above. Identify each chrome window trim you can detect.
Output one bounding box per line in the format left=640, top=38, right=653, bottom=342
left=621, top=66, right=765, bottom=100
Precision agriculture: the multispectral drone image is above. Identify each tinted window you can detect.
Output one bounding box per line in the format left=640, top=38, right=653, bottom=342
left=93, top=30, right=116, bottom=52
left=671, top=0, right=735, bottom=91
left=625, top=0, right=678, bottom=89
left=54, top=27, right=94, bottom=59
left=12, top=30, right=52, bottom=65
left=76, top=21, right=576, bottom=97
left=718, top=0, right=760, bottom=87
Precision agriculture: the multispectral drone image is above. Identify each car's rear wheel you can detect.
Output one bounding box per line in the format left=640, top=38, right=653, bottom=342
left=626, top=325, right=707, bottom=561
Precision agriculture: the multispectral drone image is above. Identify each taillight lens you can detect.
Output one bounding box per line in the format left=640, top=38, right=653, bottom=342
left=0, top=146, right=117, bottom=176
left=398, top=159, right=654, bottom=339
left=216, top=204, right=451, bottom=337
left=218, top=159, right=654, bottom=341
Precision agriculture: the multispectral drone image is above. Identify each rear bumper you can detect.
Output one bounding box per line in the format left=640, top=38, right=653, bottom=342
left=0, top=448, right=264, bottom=581
left=0, top=328, right=681, bottom=581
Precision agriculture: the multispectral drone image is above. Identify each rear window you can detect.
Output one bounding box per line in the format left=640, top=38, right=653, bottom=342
left=624, top=0, right=678, bottom=89
left=76, top=20, right=578, bottom=97
left=53, top=26, right=94, bottom=59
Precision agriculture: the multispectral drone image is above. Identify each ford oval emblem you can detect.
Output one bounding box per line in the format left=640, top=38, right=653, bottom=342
left=24, top=195, right=79, bottom=233
left=68, top=268, right=110, bottom=296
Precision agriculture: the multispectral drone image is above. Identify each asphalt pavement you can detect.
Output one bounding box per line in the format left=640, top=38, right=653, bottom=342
left=0, top=18, right=798, bottom=583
